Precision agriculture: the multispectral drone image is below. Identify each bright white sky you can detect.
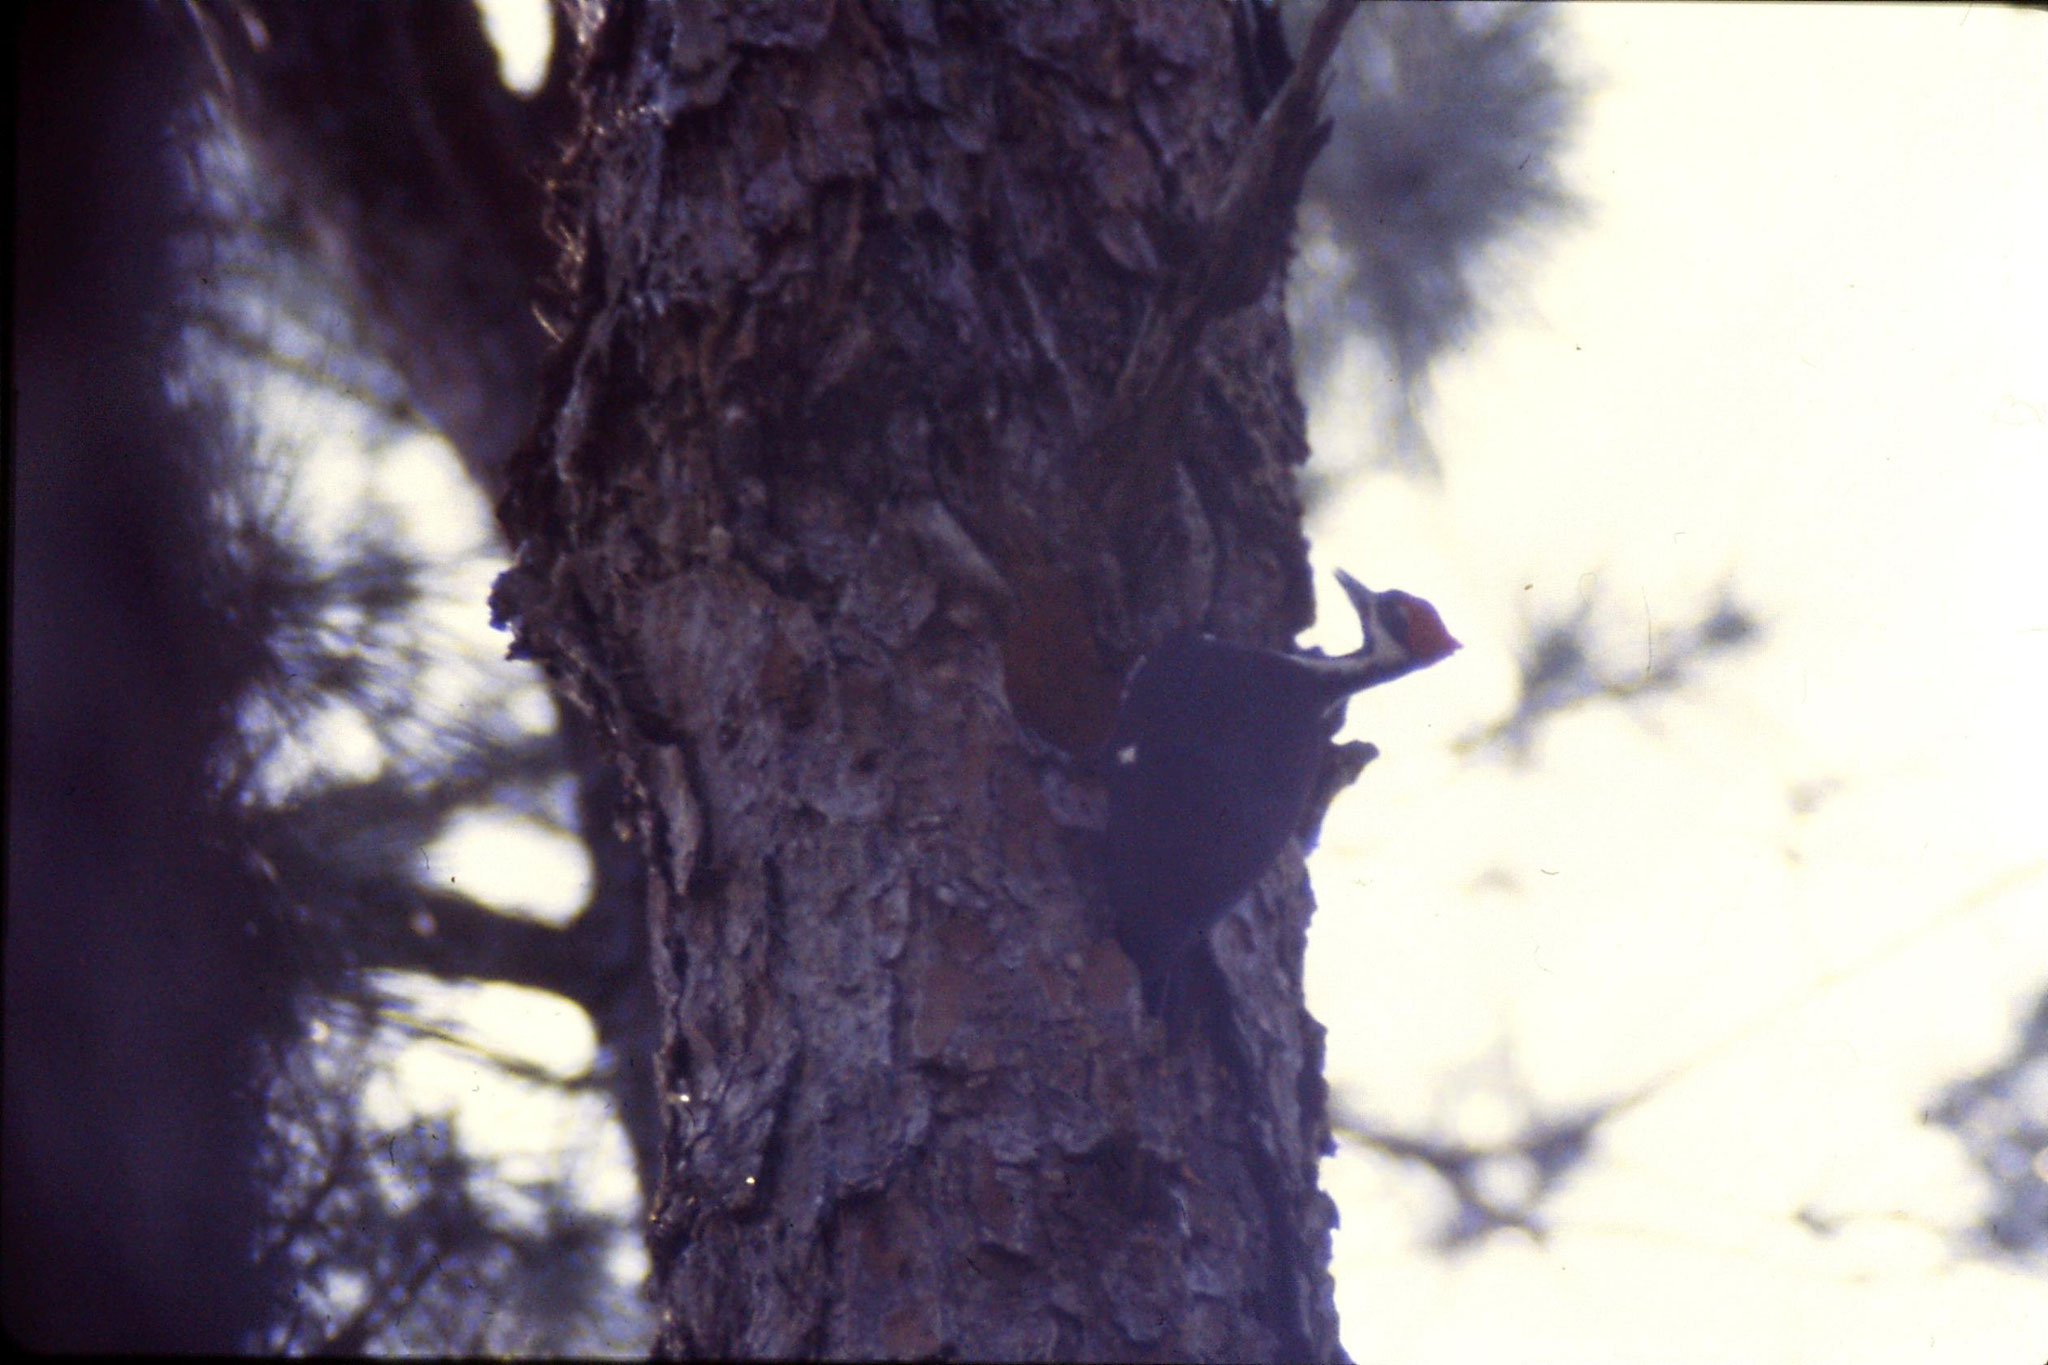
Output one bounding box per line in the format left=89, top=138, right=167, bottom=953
left=1304, top=7, right=2048, bottom=1362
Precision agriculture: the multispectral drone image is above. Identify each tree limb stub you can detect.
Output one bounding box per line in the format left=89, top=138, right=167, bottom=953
left=1093, top=0, right=1358, bottom=536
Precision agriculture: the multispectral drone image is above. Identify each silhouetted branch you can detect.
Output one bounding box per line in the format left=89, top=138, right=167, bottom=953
left=1331, top=1094, right=1630, bottom=1249
left=1456, top=584, right=1760, bottom=761
left=1928, top=985, right=2048, bottom=1261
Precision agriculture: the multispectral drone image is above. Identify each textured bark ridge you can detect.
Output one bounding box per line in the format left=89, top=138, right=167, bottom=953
left=496, top=2, right=1356, bottom=1358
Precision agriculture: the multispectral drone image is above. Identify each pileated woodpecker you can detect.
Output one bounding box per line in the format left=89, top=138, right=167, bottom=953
left=1106, top=571, right=1459, bottom=1013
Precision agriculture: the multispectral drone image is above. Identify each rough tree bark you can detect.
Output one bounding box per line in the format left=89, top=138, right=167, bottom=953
left=496, top=2, right=1361, bottom=1358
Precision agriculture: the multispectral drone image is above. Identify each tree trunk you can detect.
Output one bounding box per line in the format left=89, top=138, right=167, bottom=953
left=497, top=3, right=1348, bottom=1358
left=7, top=6, right=276, bottom=1347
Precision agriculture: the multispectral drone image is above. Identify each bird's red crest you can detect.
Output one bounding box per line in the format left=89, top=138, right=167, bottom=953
left=1398, top=595, right=1460, bottom=664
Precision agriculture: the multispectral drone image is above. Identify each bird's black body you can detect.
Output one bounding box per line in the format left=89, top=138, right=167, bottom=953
left=1106, top=574, right=1458, bottom=1013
